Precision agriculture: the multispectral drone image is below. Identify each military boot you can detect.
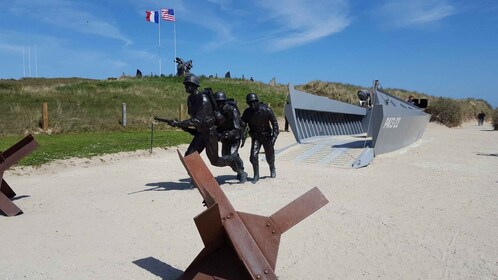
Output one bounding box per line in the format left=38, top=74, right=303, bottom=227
left=269, top=163, right=276, bottom=178
left=252, top=164, right=260, bottom=184
left=232, top=155, right=247, bottom=183
left=237, top=170, right=248, bottom=183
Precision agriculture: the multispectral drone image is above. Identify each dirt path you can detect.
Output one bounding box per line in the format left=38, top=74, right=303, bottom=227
left=1, top=122, right=497, bottom=279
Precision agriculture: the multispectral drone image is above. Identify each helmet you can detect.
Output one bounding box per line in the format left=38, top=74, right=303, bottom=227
left=246, top=93, right=258, bottom=103
left=183, top=74, right=200, bottom=87
left=214, top=91, right=227, bottom=101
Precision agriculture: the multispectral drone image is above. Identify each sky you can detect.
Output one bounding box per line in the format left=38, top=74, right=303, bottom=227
left=1, top=0, right=497, bottom=107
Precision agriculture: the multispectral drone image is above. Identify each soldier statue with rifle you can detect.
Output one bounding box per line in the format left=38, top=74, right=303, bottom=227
left=241, top=93, right=279, bottom=184
left=214, top=91, right=247, bottom=182
left=154, top=74, right=247, bottom=182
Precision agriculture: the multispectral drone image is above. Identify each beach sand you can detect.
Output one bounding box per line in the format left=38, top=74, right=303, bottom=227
left=1, top=122, right=497, bottom=279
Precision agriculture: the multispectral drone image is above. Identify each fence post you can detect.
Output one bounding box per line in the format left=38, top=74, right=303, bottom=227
left=179, top=104, right=186, bottom=121
left=42, top=102, right=48, bottom=131
left=150, top=121, right=154, bottom=154
left=122, top=103, right=127, bottom=127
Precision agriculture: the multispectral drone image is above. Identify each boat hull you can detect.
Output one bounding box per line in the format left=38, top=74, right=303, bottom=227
left=284, top=84, right=430, bottom=166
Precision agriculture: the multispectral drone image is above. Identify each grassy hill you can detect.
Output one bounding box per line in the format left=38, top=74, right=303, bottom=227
left=0, top=76, right=288, bottom=135
left=1, top=76, right=493, bottom=135
left=0, top=76, right=288, bottom=165
left=0, top=76, right=494, bottom=165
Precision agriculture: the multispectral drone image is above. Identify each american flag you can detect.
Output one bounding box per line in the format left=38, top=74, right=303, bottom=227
left=161, top=9, right=175, bottom=22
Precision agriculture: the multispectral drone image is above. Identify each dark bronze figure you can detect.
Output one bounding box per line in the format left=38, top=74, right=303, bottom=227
left=214, top=91, right=247, bottom=182
left=175, top=57, right=193, bottom=77
left=241, top=93, right=279, bottom=183
left=155, top=74, right=246, bottom=182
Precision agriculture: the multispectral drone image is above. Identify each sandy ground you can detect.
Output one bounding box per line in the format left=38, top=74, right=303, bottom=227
left=1, top=121, right=497, bottom=280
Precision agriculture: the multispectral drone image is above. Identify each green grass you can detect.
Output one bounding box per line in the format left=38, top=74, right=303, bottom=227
left=0, top=130, right=191, bottom=166
left=0, top=76, right=288, bottom=166
left=2, top=76, right=493, bottom=135
left=0, top=76, right=288, bottom=135
left=1, top=76, right=495, bottom=166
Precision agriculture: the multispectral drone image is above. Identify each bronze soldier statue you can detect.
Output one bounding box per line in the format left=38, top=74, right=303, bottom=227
left=241, top=93, right=279, bottom=183
left=214, top=91, right=248, bottom=182
left=175, top=57, right=193, bottom=77
left=155, top=74, right=246, bottom=182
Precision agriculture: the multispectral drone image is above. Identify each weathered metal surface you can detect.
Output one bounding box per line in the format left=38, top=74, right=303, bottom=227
left=177, top=150, right=329, bottom=279
left=0, top=182, right=23, bottom=216
left=0, top=134, right=39, bottom=216
left=1, top=178, right=17, bottom=198
left=270, top=187, right=328, bottom=233
left=237, top=212, right=281, bottom=270
left=352, top=148, right=375, bottom=169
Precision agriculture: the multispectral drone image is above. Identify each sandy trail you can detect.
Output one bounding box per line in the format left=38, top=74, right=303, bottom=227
left=1, top=122, right=497, bottom=279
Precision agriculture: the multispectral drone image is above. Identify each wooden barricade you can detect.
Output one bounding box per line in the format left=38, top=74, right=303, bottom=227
left=0, top=134, right=39, bottom=216
left=177, top=150, right=329, bottom=279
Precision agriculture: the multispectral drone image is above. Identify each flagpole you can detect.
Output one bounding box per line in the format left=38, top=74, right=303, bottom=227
left=28, top=46, right=31, bottom=77
left=22, top=47, right=26, bottom=77
left=174, top=19, right=177, bottom=75
left=159, top=15, right=162, bottom=76
left=35, top=45, right=38, bottom=77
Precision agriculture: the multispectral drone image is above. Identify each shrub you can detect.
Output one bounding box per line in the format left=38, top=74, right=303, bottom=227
left=492, top=108, right=498, bottom=130
left=0, top=82, right=21, bottom=91
left=425, top=97, right=464, bottom=127
left=460, top=98, right=493, bottom=123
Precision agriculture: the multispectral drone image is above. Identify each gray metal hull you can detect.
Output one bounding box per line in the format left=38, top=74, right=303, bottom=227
left=285, top=86, right=366, bottom=143
left=366, top=91, right=430, bottom=155
left=284, top=84, right=430, bottom=166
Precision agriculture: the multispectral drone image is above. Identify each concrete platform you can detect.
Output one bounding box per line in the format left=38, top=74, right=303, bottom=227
left=272, top=134, right=373, bottom=168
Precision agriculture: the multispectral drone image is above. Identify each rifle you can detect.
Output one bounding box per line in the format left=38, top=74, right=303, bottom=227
left=154, top=116, right=198, bottom=135
left=240, top=125, right=249, bottom=148
left=154, top=116, right=176, bottom=126
left=203, top=88, right=224, bottom=124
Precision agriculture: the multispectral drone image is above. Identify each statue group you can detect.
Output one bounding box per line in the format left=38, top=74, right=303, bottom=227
left=155, top=73, right=279, bottom=184
left=175, top=57, right=193, bottom=77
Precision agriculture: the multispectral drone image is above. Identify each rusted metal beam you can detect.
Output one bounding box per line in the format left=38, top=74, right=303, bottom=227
left=0, top=134, right=39, bottom=217
left=0, top=183, right=23, bottom=216
left=270, top=187, right=329, bottom=234
left=176, top=150, right=329, bottom=279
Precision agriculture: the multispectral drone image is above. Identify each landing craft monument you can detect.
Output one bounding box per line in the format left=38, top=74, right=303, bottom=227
left=283, top=80, right=430, bottom=168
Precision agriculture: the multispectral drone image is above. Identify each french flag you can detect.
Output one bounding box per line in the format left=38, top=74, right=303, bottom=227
left=145, top=11, right=159, bottom=23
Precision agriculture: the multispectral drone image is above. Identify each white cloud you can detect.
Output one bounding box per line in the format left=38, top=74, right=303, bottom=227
left=138, top=0, right=349, bottom=52
left=8, top=0, right=132, bottom=45
left=123, top=49, right=156, bottom=61
left=199, top=19, right=235, bottom=51
left=0, top=30, right=137, bottom=79
left=0, top=43, right=23, bottom=55
left=206, top=0, right=232, bottom=12
left=256, top=0, right=351, bottom=51
left=378, top=0, right=456, bottom=28
left=0, top=31, right=64, bottom=56
left=174, top=2, right=236, bottom=51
